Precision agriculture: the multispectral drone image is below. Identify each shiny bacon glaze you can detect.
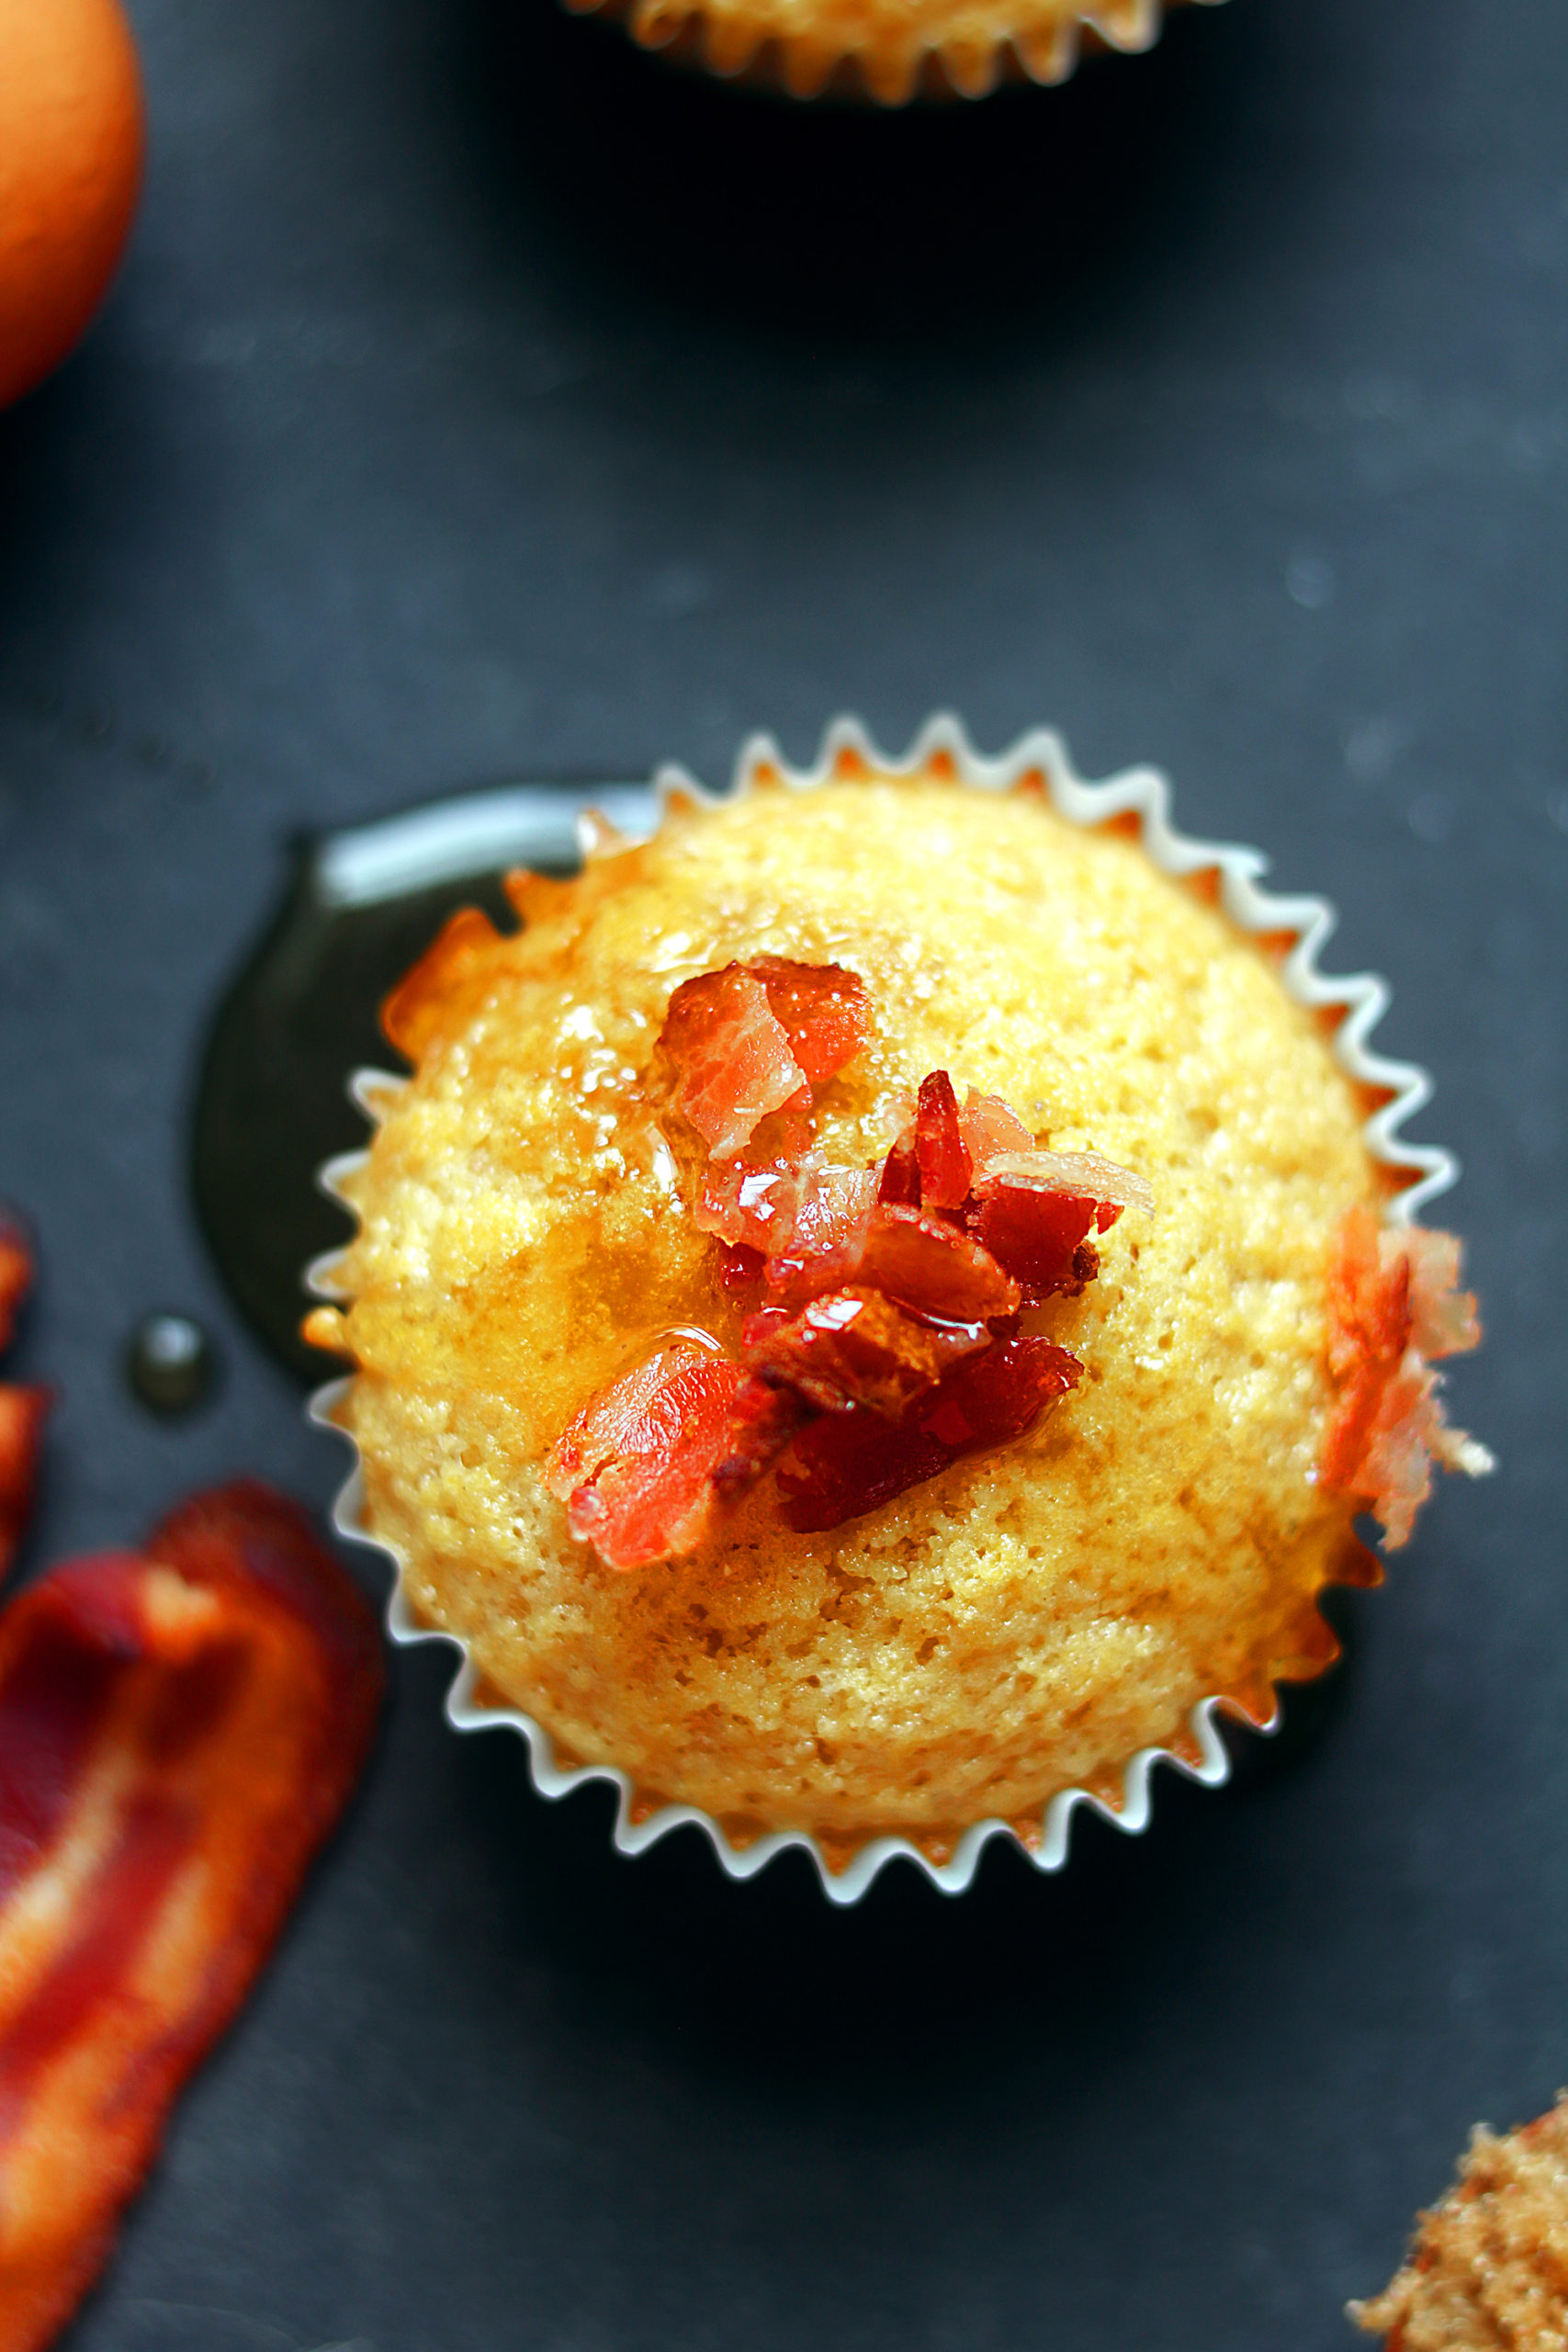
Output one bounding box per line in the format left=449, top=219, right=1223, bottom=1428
left=546, top=964, right=1150, bottom=1568
left=0, top=1482, right=382, bottom=2352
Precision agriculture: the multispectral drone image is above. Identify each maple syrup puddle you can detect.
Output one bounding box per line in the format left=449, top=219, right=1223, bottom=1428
left=190, top=778, right=653, bottom=1383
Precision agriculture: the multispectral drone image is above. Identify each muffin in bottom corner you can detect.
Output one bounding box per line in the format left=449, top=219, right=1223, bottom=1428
left=310, top=750, right=1480, bottom=1871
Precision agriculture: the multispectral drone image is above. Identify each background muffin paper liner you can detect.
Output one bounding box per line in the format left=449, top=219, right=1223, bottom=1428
left=570, top=0, right=1213, bottom=106
left=307, top=713, right=1458, bottom=1905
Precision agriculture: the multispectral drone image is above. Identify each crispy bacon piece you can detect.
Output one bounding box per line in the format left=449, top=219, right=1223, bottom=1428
left=1322, top=1206, right=1492, bottom=1547
left=0, top=1481, right=382, bottom=2352
left=716, top=1242, right=767, bottom=1299
left=876, top=1132, right=921, bottom=1207
left=0, top=1214, right=47, bottom=1582
left=914, top=1070, right=974, bottom=1214
left=769, top=1203, right=1021, bottom=1325
left=747, top=956, right=871, bottom=1087
left=697, top=1155, right=801, bottom=1253
left=967, top=1149, right=1152, bottom=1302
left=659, top=967, right=809, bottom=1159
left=857, top=1205, right=1021, bottom=1325
left=700, top=1155, right=877, bottom=1272
left=958, top=1089, right=1035, bottom=1169
left=743, top=1288, right=989, bottom=1418
left=709, top=1374, right=810, bottom=1494
left=546, top=1341, right=755, bottom=1571
left=968, top=1180, right=1106, bottom=1301
left=777, top=1337, right=1083, bottom=1533
left=977, top=1147, right=1155, bottom=1218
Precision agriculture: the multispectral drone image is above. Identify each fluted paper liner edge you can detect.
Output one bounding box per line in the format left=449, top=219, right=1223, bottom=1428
left=307, top=711, right=1456, bottom=1905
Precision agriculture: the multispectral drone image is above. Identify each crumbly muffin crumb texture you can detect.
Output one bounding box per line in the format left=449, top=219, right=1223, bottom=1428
left=1352, top=2096, right=1568, bottom=2350
left=331, top=771, right=1382, bottom=1849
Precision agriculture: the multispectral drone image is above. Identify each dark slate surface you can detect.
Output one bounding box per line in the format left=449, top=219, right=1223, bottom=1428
left=0, top=0, right=1563, bottom=2343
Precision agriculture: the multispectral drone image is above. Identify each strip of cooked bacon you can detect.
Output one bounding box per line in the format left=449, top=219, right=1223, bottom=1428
left=0, top=1481, right=382, bottom=2352
left=914, top=1070, right=974, bottom=1214
left=0, top=1215, right=47, bottom=1583
left=546, top=1342, right=756, bottom=1571
left=743, top=1288, right=989, bottom=1418
left=1322, top=1205, right=1492, bottom=1547
left=747, top=956, right=871, bottom=1087
left=659, top=967, right=809, bottom=1158
left=777, top=1337, right=1083, bottom=1533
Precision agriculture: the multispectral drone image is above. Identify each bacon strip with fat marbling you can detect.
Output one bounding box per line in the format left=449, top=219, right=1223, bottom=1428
left=0, top=1482, right=383, bottom=2352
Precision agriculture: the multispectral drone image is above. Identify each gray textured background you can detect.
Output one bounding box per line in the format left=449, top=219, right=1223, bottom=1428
left=0, top=0, right=1562, bottom=2344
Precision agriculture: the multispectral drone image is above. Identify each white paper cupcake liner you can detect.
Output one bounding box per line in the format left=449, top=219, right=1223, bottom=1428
left=308, top=712, right=1456, bottom=1905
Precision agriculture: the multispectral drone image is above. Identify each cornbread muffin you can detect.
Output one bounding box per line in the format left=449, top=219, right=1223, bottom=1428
left=1352, top=2096, right=1568, bottom=2349
left=308, top=761, right=1483, bottom=1864
left=568, top=0, right=1173, bottom=105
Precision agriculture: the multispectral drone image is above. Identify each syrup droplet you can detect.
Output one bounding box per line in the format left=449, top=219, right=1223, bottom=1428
left=126, top=1315, right=219, bottom=1415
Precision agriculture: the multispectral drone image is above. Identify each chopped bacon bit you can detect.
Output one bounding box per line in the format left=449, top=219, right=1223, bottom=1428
left=978, top=1147, right=1156, bottom=1219
left=697, top=1156, right=801, bottom=1252
left=1322, top=1206, right=1492, bottom=1547
left=709, top=1374, right=810, bottom=1494
left=968, top=1182, right=1103, bottom=1303
left=0, top=1213, right=47, bottom=1583
left=876, top=1131, right=921, bottom=1207
left=791, top=1160, right=877, bottom=1258
left=1405, top=1226, right=1483, bottom=1360
left=547, top=1342, right=751, bottom=1571
left=857, top=1205, right=1021, bottom=1326
left=777, top=1338, right=1083, bottom=1533
left=659, top=967, right=809, bottom=1159
left=700, top=1156, right=876, bottom=1278
left=743, top=1288, right=988, bottom=1419
left=759, top=1162, right=879, bottom=1307
left=965, top=1148, right=1151, bottom=1302
left=958, top=1089, right=1035, bottom=1170
left=747, top=956, right=871, bottom=1087
left=914, top=1070, right=974, bottom=1213
left=0, top=1481, right=382, bottom=2352
left=769, top=1202, right=1021, bottom=1325
left=716, top=1242, right=767, bottom=1299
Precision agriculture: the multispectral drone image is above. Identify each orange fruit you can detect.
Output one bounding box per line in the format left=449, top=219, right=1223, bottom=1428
left=0, top=0, right=145, bottom=411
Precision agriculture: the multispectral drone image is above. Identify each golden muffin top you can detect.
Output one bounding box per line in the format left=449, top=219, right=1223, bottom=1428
left=311, top=764, right=1480, bottom=1858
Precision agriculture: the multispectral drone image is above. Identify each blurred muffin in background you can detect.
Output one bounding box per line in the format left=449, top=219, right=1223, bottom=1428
left=566, top=0, right=1179, bottom=105
left=1352, top=2095, right=1568, bottom=2350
